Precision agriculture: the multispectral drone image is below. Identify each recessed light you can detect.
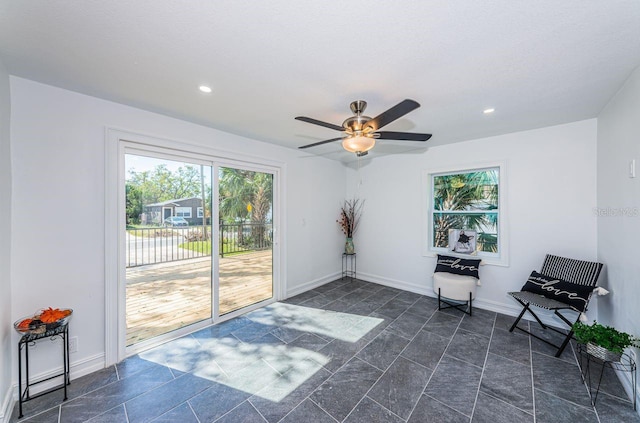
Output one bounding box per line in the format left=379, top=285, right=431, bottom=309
left=199, top=85, right=212, bottom=93
left=483, top=108, right=495, bottom=114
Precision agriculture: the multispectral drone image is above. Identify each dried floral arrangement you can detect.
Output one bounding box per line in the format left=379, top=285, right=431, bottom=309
left=337, top=198, right=364, bottom=238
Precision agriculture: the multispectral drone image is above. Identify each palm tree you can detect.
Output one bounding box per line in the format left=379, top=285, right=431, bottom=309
left=250, top=173, right=273, bottom=222
left=219, top=168, right=254, bottom=223
left=248, top=173, right=273, bottom=246
left=219, top=168, right=273, bottom=247
left=433, top=170, right=498, bottom=252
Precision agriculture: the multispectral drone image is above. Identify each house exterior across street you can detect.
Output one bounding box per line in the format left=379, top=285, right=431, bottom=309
left=143, top=197, right=205, bottom=225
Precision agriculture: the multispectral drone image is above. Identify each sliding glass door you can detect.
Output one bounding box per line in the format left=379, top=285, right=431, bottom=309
left=119, top=147, right=278, bottom=352
left=124, top=154, right=213, bottom=346
left=218, top=166, right=273, bottom=315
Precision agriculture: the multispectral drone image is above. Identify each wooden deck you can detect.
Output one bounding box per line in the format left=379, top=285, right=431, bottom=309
left=126, top=250, right=272, bottom=345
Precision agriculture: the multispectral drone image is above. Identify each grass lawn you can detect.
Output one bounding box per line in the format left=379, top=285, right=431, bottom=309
left=126, top=225, right=252, bottom=256
left=125, top=225, right=170, bottom=238
left=179, top=240, right=250, bottom=256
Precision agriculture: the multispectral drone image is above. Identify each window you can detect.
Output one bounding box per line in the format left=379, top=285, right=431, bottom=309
left=197, top=207, right=204, bottom=218
left=426, top=164, right=507, bottom=264
left=175, top=206, right=192, bottom=218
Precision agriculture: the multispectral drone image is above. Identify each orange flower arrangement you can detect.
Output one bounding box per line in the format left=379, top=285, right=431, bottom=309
left=39, top=307, right=72, bottom=323
left=15, top=308, right=72, bottom=333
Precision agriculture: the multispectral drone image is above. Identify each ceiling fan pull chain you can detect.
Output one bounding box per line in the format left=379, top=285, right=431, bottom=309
left=358, top=158, right=363, bottom=191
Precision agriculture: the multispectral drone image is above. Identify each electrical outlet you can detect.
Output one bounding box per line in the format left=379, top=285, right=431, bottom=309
left=69, top=337, right=78, bottom=353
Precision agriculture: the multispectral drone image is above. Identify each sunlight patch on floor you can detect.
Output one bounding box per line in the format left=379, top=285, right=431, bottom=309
left=138, top=304, right=383, bottom=402
left=140, top=335, right=330, bottom=401
left=246, top=303, right=384, bottom=343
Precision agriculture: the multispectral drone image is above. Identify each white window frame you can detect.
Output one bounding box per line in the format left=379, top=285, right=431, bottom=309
left=197, top=207, right=204, bottom=218
left=175, top=206, right=192, bottom=218
left=422, top=161, right=508, bottom=266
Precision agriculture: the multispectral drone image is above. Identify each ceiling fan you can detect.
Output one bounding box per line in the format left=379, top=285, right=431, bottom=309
left=295, top=99, right=432, bottom=156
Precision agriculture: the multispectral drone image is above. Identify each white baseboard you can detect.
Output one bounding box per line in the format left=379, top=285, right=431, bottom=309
left=0, top=382, right=13, bottom=423
left=24, top=352, right=106, bottom=396
left=286, top=271, right=579, bottom=331
left=2, top=352, right=105, bottom=421
left=356, top=271, right=571, bottom=328
left=71, top=353, right=107, bottom=380
left=286, top=272, right=341, bottom=298
left=357, top=272, right=433, bottom=297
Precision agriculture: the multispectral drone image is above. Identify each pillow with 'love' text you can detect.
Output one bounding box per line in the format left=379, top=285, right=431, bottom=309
left=434, top=254, right=480, bottom=279
left=521, top=270, right=594, bottom=312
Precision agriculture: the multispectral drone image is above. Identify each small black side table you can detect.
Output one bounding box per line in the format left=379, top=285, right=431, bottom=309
left=17, top=322, right=70, bottom=419
left=342, top=253, right=356, bottom=280
left=577, top=343, right=636, bottom=410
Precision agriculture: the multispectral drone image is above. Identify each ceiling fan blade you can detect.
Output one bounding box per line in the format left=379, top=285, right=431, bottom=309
left=375, top=131, right=432, bottom=141
left=365, top=99, right=420, bottom=131
left=295, top=116, right=344, bottom=131
left=298, top=137, right=344, bottom=149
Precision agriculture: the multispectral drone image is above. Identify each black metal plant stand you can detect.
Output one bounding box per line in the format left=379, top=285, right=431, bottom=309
left=577, top=343, right=636, bottom=410
left=342, top=253, right=356, bottom=280
left=17, top=322, right=70, bottom=419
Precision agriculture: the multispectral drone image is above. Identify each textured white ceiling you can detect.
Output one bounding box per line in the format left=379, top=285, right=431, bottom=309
left=1, top=1, right=639, bottom=162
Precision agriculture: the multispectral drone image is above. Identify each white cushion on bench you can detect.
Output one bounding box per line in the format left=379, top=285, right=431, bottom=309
left=433, top=272, right=479, bottom=302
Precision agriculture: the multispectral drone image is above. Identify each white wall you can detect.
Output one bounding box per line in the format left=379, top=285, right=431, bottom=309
left=597, top=66, right=640, bottom=341
left=9, top=78, right=345, bottom=384
left=0, top=59, right=13, bottom=423
left=346, top=119, right=599, bottom=316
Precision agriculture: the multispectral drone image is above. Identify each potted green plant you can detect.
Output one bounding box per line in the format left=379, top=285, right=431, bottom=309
left=572, top=321, right=639, bottom=362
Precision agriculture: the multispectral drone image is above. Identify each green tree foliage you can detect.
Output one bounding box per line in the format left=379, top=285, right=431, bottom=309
left=219, top=168, right=272, bottom=225
left=127, top=164, right=204, bottom=204
left=219, top=168, right=254, bottom=224
left=126, top=164, right=210, bottom=224
left=126, top=164, right=271, bottom=232
left=433, top=170, right=498, bottom=252
left=249, top=172, right=273, bottom=225
left=219, top=168, right=273, bottom=247
left=125, top=183, right=143, bottom=224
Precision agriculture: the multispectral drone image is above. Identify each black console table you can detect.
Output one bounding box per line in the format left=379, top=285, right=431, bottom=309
left=342, top=253, right=356, bottom=280
left=577, top=343, right=636, bottom=410
left=17, top=322, right=70, bottom=419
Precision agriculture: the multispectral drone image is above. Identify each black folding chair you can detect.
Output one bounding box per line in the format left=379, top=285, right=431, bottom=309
left=508, top=254, right=603, bottom=357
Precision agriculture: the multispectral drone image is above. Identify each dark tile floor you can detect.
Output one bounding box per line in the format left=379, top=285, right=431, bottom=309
left=11, top=279, right=640, bottom=422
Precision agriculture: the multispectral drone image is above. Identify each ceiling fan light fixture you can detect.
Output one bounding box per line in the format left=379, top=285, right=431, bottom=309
left=342, top=135, right=376, bottom=154
left=296, top=99, right=431, bottom=152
